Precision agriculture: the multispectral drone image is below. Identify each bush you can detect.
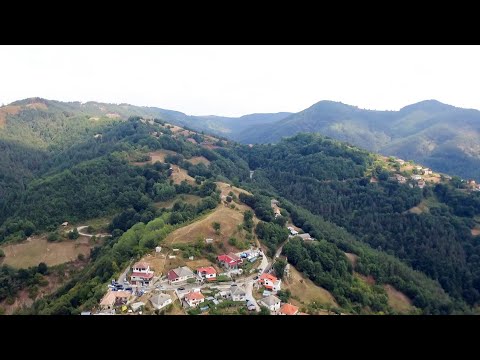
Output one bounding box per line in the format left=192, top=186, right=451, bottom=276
left=47, top=232, right=60, bottom=242
left=77, top=253, right=85, bottom=261
left=0, top=249, right=4, bottom=258
left=37, top=262, right=48, bottom=275
left=68, top=228, right=79, bottom=240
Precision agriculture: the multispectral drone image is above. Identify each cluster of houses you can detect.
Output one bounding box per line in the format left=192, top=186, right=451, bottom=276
left=466, top=179, right=480, bottom=191
left=256, top=295, right=306, bottom=315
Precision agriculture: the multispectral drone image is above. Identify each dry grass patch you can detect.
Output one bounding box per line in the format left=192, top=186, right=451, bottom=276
left=0, top=105, right=21, bottom=127
left=1, top=236, right=91, bottom=268
left=355, top=272, right=376, bottom=285
left=283, top=266, right=338, bottom=308
left=472, top=228, right=480, bottom=236
left=188, top=156, right=210, bottom=166
left=345, top=252, right=358, bottom=269
left=384, top=284, right=414, bottom=313
left=171, top=165, right=195, bottom=185
left=164, top=205, right=253, bottom=253
left=25, top=102, right=48, bottom=111
left=137, top=253, right=166, bottom=276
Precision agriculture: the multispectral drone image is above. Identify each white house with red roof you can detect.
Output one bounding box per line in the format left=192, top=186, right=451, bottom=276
left=167, top=266, right=195, bottom=285
left=279, top=303, right=299, bottom=315
left=197, top=266, right=217, bottom=281
left=130, top=262, right=154, bottom=285
left=258, top=273, right=281, bottom=292
left=217, top=253, right=242, bottom=269
left=184, top=291, right=205, bottom=308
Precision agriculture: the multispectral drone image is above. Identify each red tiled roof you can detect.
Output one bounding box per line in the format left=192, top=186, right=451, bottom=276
left=185, top=292, right=204, bottom=301
left=279, top=303, right=299, bottom=315
left=259, top=273, right=278, bottom=283
left=197, top=266, right=217, bottom=275
left=131, top=272, right=154, bottom=279
left=217, top=254, right=241, bottom=265
left=167, top=269, right=178, bottom=281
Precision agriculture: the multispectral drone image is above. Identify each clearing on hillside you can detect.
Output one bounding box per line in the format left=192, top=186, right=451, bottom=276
left=154, top=194, right=202, bottom=209
left=170, top=165, right=195, bottom=185
left=187, top=156, right=210, bottom=166
left=0, top=105, right=21, bottom=127
left=164, top=205, right=257, bottom=253
left=355, top=272, right=376, bottom=285
left=345, top=252, right=358, bottom=269
left=136, top=253, right=166, bottom=276
left=282, top=265, right=338, bottom=308
left=1, top=236, right=91, bottom=268
left=384, top=284, right=414, bottom=313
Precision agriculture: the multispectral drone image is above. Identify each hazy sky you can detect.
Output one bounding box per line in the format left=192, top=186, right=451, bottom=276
left=1, top=45, right=480, bottom=117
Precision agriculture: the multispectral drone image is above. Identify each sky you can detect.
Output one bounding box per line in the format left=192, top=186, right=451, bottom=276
left=1, top=45, right=480, bottom=117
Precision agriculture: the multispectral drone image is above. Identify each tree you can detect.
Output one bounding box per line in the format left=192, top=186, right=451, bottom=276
left=273, top=258, right=287, bottom=279
left=212, top=222, right=221, bottom=235
left=226, top=196, right=233, bottom=203
left=37, top=262, right=48, bottom=275
left=68, top=228, right=79, bottom=240
left=259, top=306, right=270, bottom=315
left=0, top=249, right=4, bottom=258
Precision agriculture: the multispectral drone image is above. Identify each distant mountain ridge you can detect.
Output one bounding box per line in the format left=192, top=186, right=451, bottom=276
left=235, top=99, right=480, bottom=180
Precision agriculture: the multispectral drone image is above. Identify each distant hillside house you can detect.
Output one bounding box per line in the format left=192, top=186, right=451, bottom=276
left=394, top=174, right=407, bottom=183
left=197, top=266, right=217, bottom=281
left=150, top=293, right=172, bottom=310
left=130, top=262, right=154, bottom=285
left=423, top=168, right=433, bottom=175
left=287, top=227, right=298, bottom=236
left=411, top=174, right=422, bottom=181
left=415, top=166, right=423, bottom=171
left=258, top=295, right=281, bottom=313
left=417, top=180, right=426, bottom=189
left=297, top=233, right=314, bottom=242
left=167, top=266, right=195, bottom=285
left=395, top=159, right=405, bottom=165
left=217, top=253, right=243, bottom=269
left=258, top=273, right=281, bottom=292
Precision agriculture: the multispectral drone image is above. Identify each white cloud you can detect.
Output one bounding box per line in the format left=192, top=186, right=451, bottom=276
left=1, top=45, right=480, bottom=116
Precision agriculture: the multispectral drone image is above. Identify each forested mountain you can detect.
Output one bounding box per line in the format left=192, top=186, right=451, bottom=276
left=235, top=100, right=480, bottom=181
left=1, top=97, right=480, bottom=315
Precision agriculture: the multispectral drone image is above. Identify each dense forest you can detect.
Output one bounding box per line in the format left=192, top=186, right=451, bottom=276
left=234, top=133, right=480, bottom=309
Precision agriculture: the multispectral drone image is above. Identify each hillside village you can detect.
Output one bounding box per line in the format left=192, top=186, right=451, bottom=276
left=88, top=196, right=319, bottom=316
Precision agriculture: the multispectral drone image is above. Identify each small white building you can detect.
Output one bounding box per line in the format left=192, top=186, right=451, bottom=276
left=155, top=246, right=162, bottom=253
left=150, top=293, right=172, bottom=310
left=258, top=295, right=281, bottom=313
left=184, top=291, right=205, bottom=308
left=411, top=174, right=422, bottom=181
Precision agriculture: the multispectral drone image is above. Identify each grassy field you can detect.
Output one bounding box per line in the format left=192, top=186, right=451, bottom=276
left=384, top=284, right=414, bottom=313
left=164, top=204, right=256, bottom=253
left=137, top=253, right=167, bottom=276
left=0, top=235, right=91, bottom=268
left=282, top=266, right=339, bottom=308
left=154, top=194, right=202, bottom=209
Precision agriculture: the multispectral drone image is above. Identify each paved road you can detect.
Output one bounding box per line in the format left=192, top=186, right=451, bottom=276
left=77, top=225, right=112, bottom=238
left=245, top=280, right=260, bottom=312
left=117, top=264, right=131, bottom=285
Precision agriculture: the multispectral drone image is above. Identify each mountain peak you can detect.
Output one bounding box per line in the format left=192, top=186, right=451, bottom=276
left=400, top=100, right=456, bottom=113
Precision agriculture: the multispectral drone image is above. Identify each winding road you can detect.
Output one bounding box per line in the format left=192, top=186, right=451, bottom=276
left=77, top=226, right=112, bottom=238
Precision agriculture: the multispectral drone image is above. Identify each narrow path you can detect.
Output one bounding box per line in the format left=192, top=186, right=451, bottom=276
left=77, top=225, right=112, bottom=238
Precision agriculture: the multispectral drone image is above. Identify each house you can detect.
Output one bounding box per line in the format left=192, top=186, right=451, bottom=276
left=61, top=222, right=69, bottom=227
left=394, top=174, right=407, bottom=184
left=230, top=285, right=246, bottom=302
left=423, top=168, right=433, bottom=175
left=279, top=303, right=299, bottom=315
left=415, top=166, right=423, bottom=171
left=130, top=262, right=154, bottom=285
left=197, top=266, right=217, bottom=281
left=258, top=273, right=282, bottom=292
left=271, top=199, right=280, bottom=206
left=395, top=159, right=405, bottom=165
left=287, top=227, right=298, bottom=236
left=258, top=295, right=281, bottom=313
left=205, top=238, right=214, bottom=244
left=150, top=293, right=172, bottom=310
left=167, top=266, right=195, bottom=284
left=246, top=300, right=257, bottom=311
left=411, top=174, right=422, bottom=181
left=131, top=302, right=145, bottom=312
left=155, top=246, right=162, bottom=253
left=297, top=233, right=314, bottom=242
left=417, top=180, right=426, bottom=189
left=184, top=291, right=205, bottom=308
left=217, top=253, right=243, bottom=270
left=99, top=290, right=130, bottom=311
